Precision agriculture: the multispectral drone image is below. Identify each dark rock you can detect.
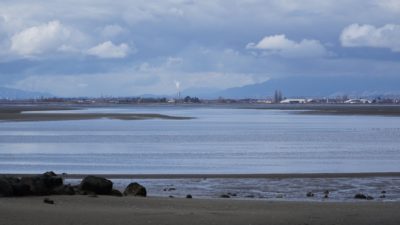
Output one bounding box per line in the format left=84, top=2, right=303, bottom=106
left=0, top=178, right=13, bottom=197
left=4, top=177, right=20, bottom=185
left=111, top=189, right=123, bottom=197
left=43, top=198, right=54, bottom=204
left=163, top=187, right=176, bottom=191
left=2, top=173, right=64, bottom=197
left=80, top=176, right=113, bottom=195
left=11, top=183, right=31, bottom=196
left=227, top=192, right=237, bottom=197
left=220, top=194, right=230, bottom=198
left=42, top=171, right=63, bottom=187
left=5, top=176, right=17, bottom=181
left=306, top=192, right=314, bottom=197
left=20, top=177, right=43, bottom=195
left=186, top=194, right=192, bottom=199
left=20, top=172, right=63, bottom=195
left=380, top=195, right=386, bottom=198
left=354, top=193, right=374, bottom=200
left=381, top=190, right=386, bottom=194
left=245, top=194, right=255, bottom=198
left=169, top=195, right=174, bottom=198
left=43, top=171, right=57, bottom=177
left=124, top=182, right=147, bottom=197
left=65, top=185, right=76, bottom=195
left=354, top=193, right=367, bottom=199
left=52, top=185, right=76, bottom=195
left=366, top=196, right=374, bottom=200
left=323, top=190, right=329, bottom=198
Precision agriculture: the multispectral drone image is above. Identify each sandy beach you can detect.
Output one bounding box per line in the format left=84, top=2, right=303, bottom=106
left=0, top=195, right=399, bottom=225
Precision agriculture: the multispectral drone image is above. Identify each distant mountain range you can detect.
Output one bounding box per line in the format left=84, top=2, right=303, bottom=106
left=0, top=87, right=52, bottom=99
left=183, top=76, right=400, bottom=99
left=2, top=76, right=400, bottom=100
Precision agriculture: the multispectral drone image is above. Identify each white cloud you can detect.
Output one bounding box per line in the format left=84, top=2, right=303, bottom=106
left=10, top=20, right=84, bottom=57
left=247, top=34, right=328, bottom=58
left=340, top=23, right=400, bottom=52
left=375, top=0, right=400, bottom=13
left=101, top=24, right=126, bottom=38
left=87, top=41, right=132, bottom=58
left=7, top=20, right=131, bottom=59
left=165, top=57, right=183, bottom=67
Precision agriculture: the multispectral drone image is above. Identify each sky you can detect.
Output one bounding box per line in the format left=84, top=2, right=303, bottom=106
left=0, top=0, right=399, bottom=97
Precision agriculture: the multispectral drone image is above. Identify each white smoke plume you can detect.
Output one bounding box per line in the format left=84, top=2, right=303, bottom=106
left=174, top=81, right=180, bottom=90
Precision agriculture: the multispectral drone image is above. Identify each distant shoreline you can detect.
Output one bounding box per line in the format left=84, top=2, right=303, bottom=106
left=3, top=172, right=400, bottom=179
left=1, top=104, right=400, bottom=122
left=246, top=104, right=400, bottom=116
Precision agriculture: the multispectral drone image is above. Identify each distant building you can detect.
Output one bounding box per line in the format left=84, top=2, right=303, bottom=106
left=344, top=99, right=371, bottom=104
left=257, top=99, right=273, bottom=104
left=280, top=98, right=307, bottom=104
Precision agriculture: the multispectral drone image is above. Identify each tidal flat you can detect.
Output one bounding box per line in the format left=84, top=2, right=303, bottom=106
left=0, top=105, right=193, bottom=122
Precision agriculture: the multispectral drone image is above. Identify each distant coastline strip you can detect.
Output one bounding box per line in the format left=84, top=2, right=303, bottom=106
left=3, top=172, right=400, bottom=179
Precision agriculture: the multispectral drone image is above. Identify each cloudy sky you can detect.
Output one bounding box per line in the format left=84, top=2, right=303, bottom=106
left=0, top=0, right=399, bottom=97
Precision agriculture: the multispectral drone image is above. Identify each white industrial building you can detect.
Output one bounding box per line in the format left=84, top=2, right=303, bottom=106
left=344, top=99, right=372, bottom=104
left=280, top=98, right=308, bottom=104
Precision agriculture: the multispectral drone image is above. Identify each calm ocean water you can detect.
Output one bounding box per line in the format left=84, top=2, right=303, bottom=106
left=1, top=106, right=400, bottom=174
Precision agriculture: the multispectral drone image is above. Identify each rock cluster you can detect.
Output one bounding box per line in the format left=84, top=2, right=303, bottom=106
left=0, top=172, right=146, bottom=198
left=354, top=193, right=374, bottom=200
left=219, top=192, right=237, bottom=198
left=306, top=192, right=314, bottom=197
left=0, top=172, right=71, bottom=196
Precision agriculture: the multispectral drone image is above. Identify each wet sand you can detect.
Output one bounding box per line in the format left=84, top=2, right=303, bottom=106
left=0, top=105, right=192, bottom=122
left=5, top=172, right=399, bottom=201
left=1, top=104, right=400, bottom=122
left=297, top=106, right=400, bottom=116
left=0, top=195, right=399, bottom=225
left=0, top=112, right=192, bottom=122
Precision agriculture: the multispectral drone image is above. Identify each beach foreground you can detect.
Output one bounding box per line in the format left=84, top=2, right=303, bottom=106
left=0, top=196, right=399, bottom=225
